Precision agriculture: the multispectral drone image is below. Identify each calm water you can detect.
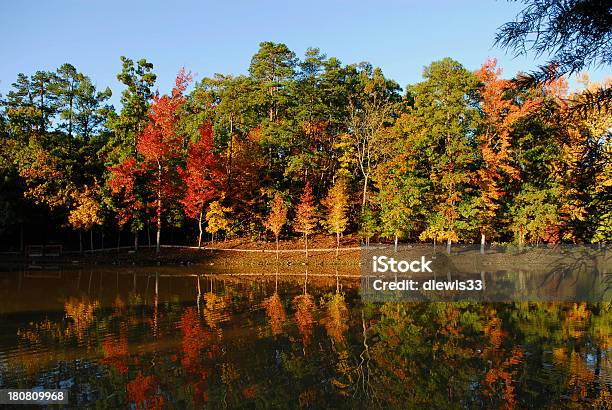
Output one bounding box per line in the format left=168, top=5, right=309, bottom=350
left=0, top=266, right=611, bottom=409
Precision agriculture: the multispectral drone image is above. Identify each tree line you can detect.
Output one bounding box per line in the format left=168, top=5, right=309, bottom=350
left=0, top=43, right=610, bottom=253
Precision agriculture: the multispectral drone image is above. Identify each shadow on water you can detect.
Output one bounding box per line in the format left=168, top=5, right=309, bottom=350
left=0, top=265, right=611, bottom=409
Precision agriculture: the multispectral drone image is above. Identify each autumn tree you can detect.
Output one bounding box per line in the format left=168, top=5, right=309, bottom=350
left=553, top=76, right=612, bottom=243
left=264, top=191, right=288, bottom=259
left=590, top=131, right=612, bottom=243
left=322, top=178, right=349, bottom=257
left=294, top=182, right=317, bottom=259
left=18, top=143, right=74, bottom=212
left=68, top=183, right=103, bottom=253
left=107, top=157, right=144, bottom=248
left=179, top=123, right=223, bottom=248
left=137, top=69, right=191, bottom=253
left=205, top=200, right=231, bottom=244
left=475, top=58, right=540, bottom=251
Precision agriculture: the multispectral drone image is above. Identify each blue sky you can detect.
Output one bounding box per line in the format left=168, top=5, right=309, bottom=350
left=1, top=0, right=609, bottom=109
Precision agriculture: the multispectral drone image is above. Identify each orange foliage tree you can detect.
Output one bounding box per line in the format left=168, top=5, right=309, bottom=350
left=475, top=58, right=540, bottom=250
left=264, top=191, right=288, bottom=259
left=294, top=182, right=317, bottom=258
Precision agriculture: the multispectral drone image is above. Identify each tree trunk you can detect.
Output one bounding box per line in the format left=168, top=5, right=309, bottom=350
left=197, top=211, right=203, bottom=249
left=196, top=275, right=201, bottom=308
left=276, top=235, right=279, bottom=262
left=79, top=231, right=83, bottom=254
left=156, top=163, right=162, bottom=254
left=147, top=220, right=151, bottom=248
left=134, top=231, right=139, bottom=251
left=156, top=224, right=161, bottom=254
left=336, top=232, right=340, bottom=258
left=394, top=234, right=398, bottom=253
left=19, top=222, right=24, bottom=253
left=480, top=233, right=485, bottom=254
left=362, top=174, right=369, bottom=206
left=305, top=234, right=309, bottom=260
left=90, top=229, right=94, bottom=252
left=227, top=117, right=234, bottom=190
left=447, top=238, right=452, bottom=254
left=117, top=230, right=121, bottom=251
left=68, top=94, right=73, bottom=139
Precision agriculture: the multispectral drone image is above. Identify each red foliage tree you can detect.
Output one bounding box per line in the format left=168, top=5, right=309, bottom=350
left=108, top=156, right=144, bottom=242
left=178, top=123, right=224, bottom=248
left=136, top=69, right=192, bottom=253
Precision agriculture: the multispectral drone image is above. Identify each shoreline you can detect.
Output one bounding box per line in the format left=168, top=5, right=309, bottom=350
left=0, top=235, right=364, bottom=268
left=1, top=236, right=608, bottom=272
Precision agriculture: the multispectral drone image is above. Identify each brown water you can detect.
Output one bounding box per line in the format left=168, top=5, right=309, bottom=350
left=0, top=266, right=611, bottom=409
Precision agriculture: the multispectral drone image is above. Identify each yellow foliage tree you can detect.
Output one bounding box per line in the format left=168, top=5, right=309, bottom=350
left=67, top=184, right=103, bottom=252
left=322, top=178, right=349, bottom=257
left=205, top=200, right=231, bottom=244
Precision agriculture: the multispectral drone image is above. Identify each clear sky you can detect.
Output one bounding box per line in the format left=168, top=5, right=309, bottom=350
left=1, top=0, right=609, bottom=108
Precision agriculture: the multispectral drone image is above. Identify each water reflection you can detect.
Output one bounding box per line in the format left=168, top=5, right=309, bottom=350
left=0, top=267, right=610, bottom=408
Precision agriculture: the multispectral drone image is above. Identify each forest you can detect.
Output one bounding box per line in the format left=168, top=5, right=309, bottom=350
left=0, top=42, right=610, bottom=253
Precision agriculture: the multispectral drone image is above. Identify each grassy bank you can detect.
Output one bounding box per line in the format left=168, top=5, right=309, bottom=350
left=1, top=235, right=363, bottom=267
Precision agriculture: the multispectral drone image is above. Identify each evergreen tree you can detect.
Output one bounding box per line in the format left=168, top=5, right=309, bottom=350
left=401, top=58, right=480, bottom=252
left=249, top=41, right=297, bottom=122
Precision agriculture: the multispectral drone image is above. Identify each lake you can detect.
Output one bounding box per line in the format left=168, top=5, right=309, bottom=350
left=0, top=265, right=610, bottom=408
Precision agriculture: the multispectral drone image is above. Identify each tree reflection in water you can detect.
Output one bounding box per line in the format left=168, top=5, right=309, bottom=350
left=293, top=269, right=317, bottom=353
left=3, top=269, right=612, bottom=408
